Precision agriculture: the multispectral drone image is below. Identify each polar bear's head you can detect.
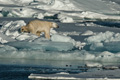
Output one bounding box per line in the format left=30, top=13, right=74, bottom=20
left=21, top=26, right=29, bottom=33
left=52, top=22, right=59, bottom=28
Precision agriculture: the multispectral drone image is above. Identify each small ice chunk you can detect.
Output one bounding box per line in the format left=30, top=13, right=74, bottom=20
left=51, top=34, right=84, bottom=49
left=0, top=13, right=3, bottom=17
left=81, top=30, right=94, bottom=36
left=95, top=51, right=116, bottom=62
left=51, top=34, right=76, bottom=45
left=86, top=31, right=114, bottom=43
left=85, top=62, right=102, bottom=67
left=57, top=72, right=69, bottom=74
left=0, top=37, right=8, bottom=43
left=90, top=42, right=105, bottom=51
left=103, top=65, right=119, bottom=70
left=33, top=13, right=44, bottom=19
left=85, top=31, right=120, bottom=52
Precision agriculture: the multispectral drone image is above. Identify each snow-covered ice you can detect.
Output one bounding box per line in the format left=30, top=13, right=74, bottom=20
left=6, top=41, right=74, bottom=51
left=85, top=31, right=120, bottom=52
left=0, top=0, right=120, bottom=79
left=0, top=20, right=119, bottom=63
left=0, top=0, right=120, bottom=63
left=0, top=0, right=120, bottom=22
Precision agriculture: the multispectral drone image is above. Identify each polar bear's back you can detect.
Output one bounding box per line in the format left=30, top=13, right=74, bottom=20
left=28, top=20, right=51, bottom=28
left=27, top=20, right=52, bottom=32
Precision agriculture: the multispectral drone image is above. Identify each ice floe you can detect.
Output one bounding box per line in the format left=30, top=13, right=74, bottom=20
left=85, top=31, right=120, bottom=52
left=0, top=20, right=119, bottom=62
left=6, top=41, right=74, bottom=51
left=81, top=30, right=95, bottom=36
left=1, top=0, right=120, bottom=22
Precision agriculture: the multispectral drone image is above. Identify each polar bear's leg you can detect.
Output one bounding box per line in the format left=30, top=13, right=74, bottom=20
left=31, top=30, right=36, bottom=35
left=44, top=30, right=50, bottom=39
left=36, top=31, right=41, bottom=36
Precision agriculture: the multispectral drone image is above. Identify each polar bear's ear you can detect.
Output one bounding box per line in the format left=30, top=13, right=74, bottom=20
left=52, top=22, right=59, bottom=28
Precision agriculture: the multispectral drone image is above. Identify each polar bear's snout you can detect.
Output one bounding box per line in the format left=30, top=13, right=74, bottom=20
left=52, top=22, right=59, bottom=28
left=21, top=26, right=29, bottom=33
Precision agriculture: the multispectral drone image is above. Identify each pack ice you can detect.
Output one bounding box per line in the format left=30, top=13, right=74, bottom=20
left=0, top=20, right=120, bottom=62
left=0, top=20, right=76, bottom=51
left=85, top=31, right=120, bottom=52
left=0, top=0, right=120, bottom=62
left=1, top=0, right=120, bottom=22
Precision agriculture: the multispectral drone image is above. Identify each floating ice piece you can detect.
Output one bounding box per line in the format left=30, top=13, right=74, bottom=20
left=57, top=72, right=69, bottom=74
left=95, top=51, right=117, bottom=62
left=85, top=62, right=102, bottom=67
left=29, top=73, right=77, bottom=80
left=85, top=31, right=120, bottom=51
left=104, top=41, right=120, bottom=52
left=0, top=46, right=119, bottom=62
left=81, top=30, right=94, bottom=36
left=0, top=49, right=94, bottom=60
left=51, top=34, right=76, bottom=45
left=29, top=71, right=120, bottom=79
left=6, top=41, right=74, bottom=51
left=103, top=65, right=119, bottom=70
left=86, top=31, right=120, bottom=44
left=86, top=31, right=114, bottom=43
left=33, top=13, right=44, bottom=19
left=89, top=42, right=105, bottom=51
left=51, top=34, right=84, bottom=50
left=0, top=13, right=3, bottom=17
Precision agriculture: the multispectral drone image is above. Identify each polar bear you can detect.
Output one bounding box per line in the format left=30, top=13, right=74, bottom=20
left=21, top=20, right=59, bottom=39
